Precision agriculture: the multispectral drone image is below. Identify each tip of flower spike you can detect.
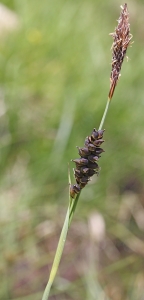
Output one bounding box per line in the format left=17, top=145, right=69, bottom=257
left=108, top=3, right=132, bottom=100
left=120, top=3, right=127, bottom=10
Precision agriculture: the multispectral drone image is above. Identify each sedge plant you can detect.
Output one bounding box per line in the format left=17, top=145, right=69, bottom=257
left=42, top=4, right=132, bottom=300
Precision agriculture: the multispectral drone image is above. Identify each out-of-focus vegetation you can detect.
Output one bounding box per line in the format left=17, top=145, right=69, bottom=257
left=0, top=0, right=144, bottom=299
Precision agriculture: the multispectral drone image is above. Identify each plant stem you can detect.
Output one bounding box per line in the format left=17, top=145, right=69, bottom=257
left=42, top=96, right=111, bottom=300
left=99, top=98, right=110, bottom=130
left=69, top=192, right=81, bottom=225
left=42, top=207, right=70, bottom=300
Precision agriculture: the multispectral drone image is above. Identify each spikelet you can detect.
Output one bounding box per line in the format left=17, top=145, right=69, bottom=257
left=109, top=3, right=132, bottom=100
left=70, top=129, right=105, bottom=198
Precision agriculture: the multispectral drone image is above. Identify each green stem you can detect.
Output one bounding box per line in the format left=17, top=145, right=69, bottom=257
left=42, top=207, right=70, bottom=300
left=69, top=192, right=81, bottom=225
left=42, top=96, right=111, bottom=300
left=99, top=98, right=110, bottom=130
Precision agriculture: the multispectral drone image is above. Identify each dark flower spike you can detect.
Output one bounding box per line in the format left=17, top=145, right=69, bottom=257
left=41, top=6, right=133, bottom=299
left=109, top=3, right=132, bottom=100
left=70, top=128, right=105, bottom=198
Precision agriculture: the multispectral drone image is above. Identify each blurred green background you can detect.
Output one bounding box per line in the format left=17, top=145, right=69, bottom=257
left=0, top=0, right=144, bottom=299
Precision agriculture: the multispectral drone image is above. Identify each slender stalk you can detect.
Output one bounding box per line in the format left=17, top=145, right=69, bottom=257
left=69, top=192, right=81, bottom=225
left=41, top=4, right=132, bottom=298
left=41, top=194, right=81, bottom=300
left=42, top=207, right=70, bottom=300
left=41, top=98, right=110, bottom=300
left=99, top=98, right=110, bottom=130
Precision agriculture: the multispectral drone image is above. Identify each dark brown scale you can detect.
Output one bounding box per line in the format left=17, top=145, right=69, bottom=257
left=88, top=155, right=99, bottom=163
left=70, top=184, right=81, bottom=198
left=76, top=178, right=80, bottom=184
left=75, top=163, right=88, bottom=170
left=93, top=148, right=105, bottom=156
left=76, top=176, right=89, bottom=184
left=84, top=137, right=90, bottom=147
left=87, top=161, right=99, bottom=169
left=77, top=147, right=91, bottom=157
left=91, top=129, right=99, bottom=140
left=79, top=182, right=88, bottom=189
left=80, top=167, right=90, bottom=174
left=79, top=177, right=89, bottom=184
left=74, top=169, right=83, bottom=178
left=92, top=139, right=104, bottom=147
left=87, top=143, right=97, bottom=152
left=72, top=158, right=89, bottom=166
left=87, top=169, right=97, bottom=176
left=85, top=135, right=97, bottom=146
left=88, top=137, right=93, bottom=144
left=97, top=129, right=105, bottom=139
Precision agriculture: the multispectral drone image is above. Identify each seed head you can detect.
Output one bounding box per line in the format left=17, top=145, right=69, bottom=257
left=109, top=3, right=132, bottom=100
left=70, top=128, right=105, bottom=198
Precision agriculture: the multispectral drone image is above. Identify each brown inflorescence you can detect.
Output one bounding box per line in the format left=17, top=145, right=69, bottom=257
left=70, top=128, right=105, bottom=198
left=109, top=3, right=132, bottom=100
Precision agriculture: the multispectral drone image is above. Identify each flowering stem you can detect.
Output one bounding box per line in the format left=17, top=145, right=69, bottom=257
left=99, top=98, right=110, bottom=130
left=41, top=96, right=111, bottom=300
left=41, top=192, right=82, bottom=300
left=41, top=4, right=132, bottom=298
left=42, top=207, right=70, bottom=300
left=69, top=192, right=81, bottom=225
